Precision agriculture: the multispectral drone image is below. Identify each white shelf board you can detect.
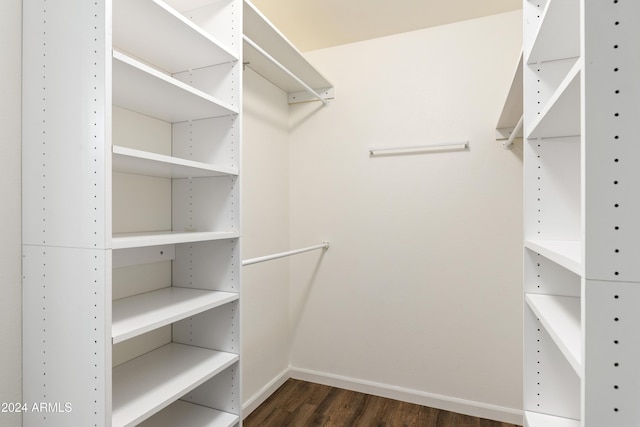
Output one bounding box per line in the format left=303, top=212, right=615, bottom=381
left=112, top=231, right=239, bottom=249
left=113, top=146, right=238, bottom=179
left=112, top=50, right=238, bottom=123
left=525, top=411, right=580, bottom=427
left=112, top=287, right=239, bottom=344
left=525, top=239, right=582, bottom=276
left=112, top=343, right=238, bottom=427
left=527, top=59, right=581, bottom=139
left=526, top=294, right=581, bottom=376
left=113, top=0, right=238, bottom=74
left=137, top=400, right=239, bottom=427
left=526, top=0, right=580, bottom=64
left=243, top=0, right=332, bottom=94
left=496, top=51, right=523, bottom=140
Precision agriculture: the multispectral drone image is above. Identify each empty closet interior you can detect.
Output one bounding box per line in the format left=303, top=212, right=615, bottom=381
left=9, top=0, right=640, bottom=426
left=243, top=2, right=524, bottom=425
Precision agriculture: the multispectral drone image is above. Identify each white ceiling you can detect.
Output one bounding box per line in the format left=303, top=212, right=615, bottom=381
left=250, top=0, right=523, bottom=52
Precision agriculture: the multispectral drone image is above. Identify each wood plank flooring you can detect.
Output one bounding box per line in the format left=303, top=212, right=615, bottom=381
left=244, top=379, right=521, bottom=427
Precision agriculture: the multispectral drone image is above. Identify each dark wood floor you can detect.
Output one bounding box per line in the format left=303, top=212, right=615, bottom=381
left=244, top=379, right=521, bottom=427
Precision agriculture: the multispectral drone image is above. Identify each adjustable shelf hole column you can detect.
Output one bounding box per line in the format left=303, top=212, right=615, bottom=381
left=523, top=0, right=640, bottom=425
left=22, top=0, right=242, bottom=425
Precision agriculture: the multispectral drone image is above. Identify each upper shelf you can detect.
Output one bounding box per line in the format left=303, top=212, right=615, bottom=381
left=112, top=50, right=238, bottom=123
left=526, top=0, right=580, bottom=64
left=526, top=59, right=581, bottom=139
left=113, top=0, right=238, bottom=74
left=243, top=0, right=333, bottom=102
left=113, top=146, right=238, bottom=179
left=112, top=231, right=239, bottom=250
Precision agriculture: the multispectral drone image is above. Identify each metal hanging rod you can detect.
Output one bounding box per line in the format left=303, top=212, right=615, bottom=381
left=368, top=141, right=469, bottom=156
left=504, top=115, right=523, bottom=149
left=243, top=35, right=329, bottom=107
left=242, top=242, right=330, bottom=266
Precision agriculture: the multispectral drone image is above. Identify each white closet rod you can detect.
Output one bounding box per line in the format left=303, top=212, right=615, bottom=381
left=243, top=35, right=329, bottom=106
left=242, top=242, right=330, bottom=266
left=369, top=142, right=468, bottom=156
left=504, top=115, right=523, bottom=149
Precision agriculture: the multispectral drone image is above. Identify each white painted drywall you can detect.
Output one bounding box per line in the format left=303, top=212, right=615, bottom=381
left=241, top=68, right=292, bottom=409
left=0, top=1, right=23, bottom=426
left=287, top=10, right=524, bottom=420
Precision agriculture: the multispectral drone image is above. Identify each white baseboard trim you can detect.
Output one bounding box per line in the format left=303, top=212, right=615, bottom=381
left=242, top=367, right=291, bottom=418
left=289, top=367, right=524, bottom=426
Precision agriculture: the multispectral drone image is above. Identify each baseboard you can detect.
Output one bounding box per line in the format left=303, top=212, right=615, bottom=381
left=289, top=367, right=524, bottom=426
left=242, top=367, right=291, bottom=418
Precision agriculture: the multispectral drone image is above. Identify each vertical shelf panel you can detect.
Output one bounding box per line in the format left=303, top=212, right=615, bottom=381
left=172, top=176, right=239, bottom=233
left=523, top=137, right=581, bottom=242
left=22, top=246, right=111, bottom=426
left=582, top=0, right=640, bottom=283
left=22, top=1, right=112, bottom=426
left=21, top=0, right=111, bottom=250
left=172, top=115, right=240, bottom=168
left=180, top=363, right=241, bottom=419
left=583, top=280, right=640, bottom=425
left=173, top=239, right=240, bottom=293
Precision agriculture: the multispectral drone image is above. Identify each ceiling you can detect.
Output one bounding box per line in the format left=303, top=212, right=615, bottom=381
left=250, top=0, right=522, bottom=52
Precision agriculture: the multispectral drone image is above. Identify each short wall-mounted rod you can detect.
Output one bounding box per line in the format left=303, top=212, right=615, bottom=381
left=242, top=242, right=330, bottom=266
left=369, top=141, right=469, bottom=156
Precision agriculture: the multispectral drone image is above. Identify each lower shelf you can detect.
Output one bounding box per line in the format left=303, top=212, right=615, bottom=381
left=524, top=239, right=582, bottom=276
left=525, top=294, right=581, bottom=376
left=112, top=287, right=239, bottom=344
left=525, top=411, right=580, bottom=427
left=112, top=343, right=239, bottom=427
left=112, top=230, right=239, bottom=249
left=137, top=400, right=239, bottom=427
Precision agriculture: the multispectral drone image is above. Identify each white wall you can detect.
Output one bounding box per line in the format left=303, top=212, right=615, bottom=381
left=287, top=11, right=523, bottom=423
left=241, top=67, right=292, bottom=411
left=0, top=1, right=23, bottom=426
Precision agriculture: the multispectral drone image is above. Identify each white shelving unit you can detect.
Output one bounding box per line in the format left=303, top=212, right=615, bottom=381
left=523, top=0, right=640, bottom=425
left=243, top=0, right=334, bottom=104
left=22, top=0, right=242, bottom=425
